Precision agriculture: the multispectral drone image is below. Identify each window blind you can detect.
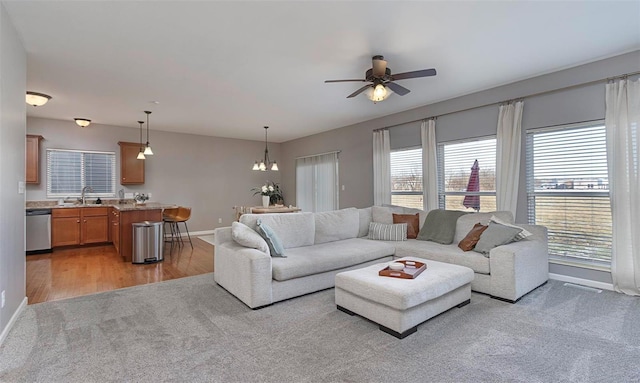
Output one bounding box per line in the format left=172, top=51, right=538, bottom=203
left=295, top=152, right=339, bottom=212
left=390, top=147, right=422, bottom=209
left=437, top=137, right=496, bottom=211
left=47, top=149, right=116, bottom=198
left=526, top=122, right=611, bottom=263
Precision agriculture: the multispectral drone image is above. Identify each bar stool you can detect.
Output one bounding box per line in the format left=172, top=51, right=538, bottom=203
left=174, top=207, right=193, bottom=249
left=162, top=207, right=180, bottom=245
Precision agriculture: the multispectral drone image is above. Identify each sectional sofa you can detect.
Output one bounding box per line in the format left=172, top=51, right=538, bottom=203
left=213, top=206, right=549, bottom=309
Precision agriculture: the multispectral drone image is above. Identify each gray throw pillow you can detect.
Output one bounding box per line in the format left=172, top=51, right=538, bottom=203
left=367, top=222, right=407, bottom=241
left=473, top=222, right=523, bottom=256
left=231, top=221, right=270, bottom=255
left=256, top=219, right=286, bottom=257
left=417, top=209, right=468, bottom=244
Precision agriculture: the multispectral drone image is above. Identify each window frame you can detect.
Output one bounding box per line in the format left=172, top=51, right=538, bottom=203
left=437, top=136, right=497, bottom=211
left=46, top=148, right=117, bottom=199
left=525, top=120, right=611, bottom=267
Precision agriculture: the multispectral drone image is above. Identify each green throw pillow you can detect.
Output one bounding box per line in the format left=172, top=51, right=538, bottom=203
left=256, top=219, right=286, bottom=257
left=473, top=222, right=523, bottom=256
left=417, top=209, right=468, bottom=244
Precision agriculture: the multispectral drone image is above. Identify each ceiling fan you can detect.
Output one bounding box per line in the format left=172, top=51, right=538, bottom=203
left=325, top=55, right=437, bottom=102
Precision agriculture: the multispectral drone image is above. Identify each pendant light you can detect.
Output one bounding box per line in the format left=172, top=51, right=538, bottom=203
left=136, top=120, right=146, bottom=160
left=252, top=126, right=278, bottom=171
left=26, top=91, right=52, bottom=107
left=143, top=110, right=153, bottom=155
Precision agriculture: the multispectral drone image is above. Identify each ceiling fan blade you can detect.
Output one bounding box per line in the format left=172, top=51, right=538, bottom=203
left=347, top=84, right=372, bottom=98
left=325, top=79, right=367, bottom=83
left=391, top=68, right=437, bottom=81
left=386, top=81, right=411, bottom=96
left=372, top=56, right=387, bottom=77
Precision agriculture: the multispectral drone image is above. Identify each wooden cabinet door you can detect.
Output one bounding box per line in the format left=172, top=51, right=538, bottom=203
left=52, top=217, right=81, bottom=247
left=111, top=209, right=121, bottom=254
left=26, top=135, right=43, bottom=184
left=82, top=216, right=109, bottom=244
left=118, top=142, right=145, bottom=184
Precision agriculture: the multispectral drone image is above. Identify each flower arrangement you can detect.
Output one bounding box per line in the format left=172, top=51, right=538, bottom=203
left=134, top=193, right=149, bottom=204
left=252, top=181, right=283, bottom=205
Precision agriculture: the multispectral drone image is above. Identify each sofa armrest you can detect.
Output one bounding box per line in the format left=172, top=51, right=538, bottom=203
left=488, top=226, right=549, bottom=301
left=214, top=235, right=273, bottom=308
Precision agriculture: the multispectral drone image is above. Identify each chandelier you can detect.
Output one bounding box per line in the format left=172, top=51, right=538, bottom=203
left=252, top=126, right=278, bottom=171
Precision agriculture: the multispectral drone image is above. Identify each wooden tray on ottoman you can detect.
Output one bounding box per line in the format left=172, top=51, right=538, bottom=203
left=379, top=260, right=427, bottom=279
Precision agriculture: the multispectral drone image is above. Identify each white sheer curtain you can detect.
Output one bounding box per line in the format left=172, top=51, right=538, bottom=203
left=373, top=129, right=391, bottom=206
left=296, top=152, right=339, bottom=212
left=605, top=78, right=640, bottom=296
left=421, top=119, right=438, bottom=211
left=496, top=100, right=524, bottom=216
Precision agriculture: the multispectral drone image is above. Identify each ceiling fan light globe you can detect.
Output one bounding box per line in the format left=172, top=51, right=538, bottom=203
left=368, top=84, right=390, bottom=103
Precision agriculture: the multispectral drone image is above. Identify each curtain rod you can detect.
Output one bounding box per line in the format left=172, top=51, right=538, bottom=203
left=295, top=150, right=341, bottom=160
left=376, top=69, right=640, bottom=132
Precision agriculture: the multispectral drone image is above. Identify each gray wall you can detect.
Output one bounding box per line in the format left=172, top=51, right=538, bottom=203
left=0, top=3, right=27, bottom=339
left=26, top=117, right=282, bottom=233
left=280, top=50, right=640, bottom=284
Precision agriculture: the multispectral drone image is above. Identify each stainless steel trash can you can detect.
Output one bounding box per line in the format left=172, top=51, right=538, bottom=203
left=132, top=221, right=164, bottom=264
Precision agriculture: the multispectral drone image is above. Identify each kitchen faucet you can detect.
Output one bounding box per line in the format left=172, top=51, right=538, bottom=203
left=81, top=186, right=94, bottom=204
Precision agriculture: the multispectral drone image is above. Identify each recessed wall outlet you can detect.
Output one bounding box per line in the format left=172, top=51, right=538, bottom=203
left=218, top=218, right=222, bottom=224
left=1, top=290, right=5, bottom=308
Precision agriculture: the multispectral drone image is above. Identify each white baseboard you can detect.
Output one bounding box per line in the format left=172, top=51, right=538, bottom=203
left=549, top=273, right=614, bottom=291
left=0, top=297, right=27, bottom=347
left=187, top=230, right=214, bottom=237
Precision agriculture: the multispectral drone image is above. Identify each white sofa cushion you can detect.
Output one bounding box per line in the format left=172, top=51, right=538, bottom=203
left=240, top=212, right=315, bottom=249
left=454, top=211, right=514, bottom=244
left=357, top=207, right=372, bottom=237
left=391, top=239, right=491, bottom=275
left=314, top=208, right=359, bottom=244
left=271, top=238, right=395, bottom=281
left=231, top=221, right=270, bottom=255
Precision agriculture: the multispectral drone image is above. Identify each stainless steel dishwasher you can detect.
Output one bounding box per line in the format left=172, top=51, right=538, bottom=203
left=26, top=208, right=52, bottom=255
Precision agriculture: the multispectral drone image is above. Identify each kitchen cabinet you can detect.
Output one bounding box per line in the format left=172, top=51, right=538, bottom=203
left=110, top=208, right=121, bottom=254
left=52, top=207, right=109, bottom=247
left=26, top=135, right=43, bottom=184
left=118, top=141, right=145, bottom=185
left=116, top=208, right=162, bottom=262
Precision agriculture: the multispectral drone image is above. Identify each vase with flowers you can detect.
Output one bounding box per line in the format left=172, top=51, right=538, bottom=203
left=252, top=181, right=283, bottom=208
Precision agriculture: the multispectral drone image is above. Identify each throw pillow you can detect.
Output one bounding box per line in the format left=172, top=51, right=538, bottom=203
left=458, top=223, right=489, bottom=251
left=417, top=209, right=469, bottom=244
left=367, top=222, right=407, bottom=241
left=231, top=221, right=270, bottom=255
left=392, top=213, right=420, bottom=239
left=473, top=222, right=523, bottom=256
left=256, top=219, right=286, bottom=257
left=490, top=215, right=533, bottom=240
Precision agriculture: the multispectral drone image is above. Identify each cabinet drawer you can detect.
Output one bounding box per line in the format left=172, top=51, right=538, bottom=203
left=52, top=208, right=81, bottom=218
left=82, top=207, right=108, bottom=216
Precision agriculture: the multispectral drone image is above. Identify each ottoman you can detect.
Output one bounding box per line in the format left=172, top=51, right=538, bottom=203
left=335, top=257, right=474, bottom=339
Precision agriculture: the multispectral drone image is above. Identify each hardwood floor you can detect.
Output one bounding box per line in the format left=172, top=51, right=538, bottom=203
left=26, top=238, right=214, bottom=304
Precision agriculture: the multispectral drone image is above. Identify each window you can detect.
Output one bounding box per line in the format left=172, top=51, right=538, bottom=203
left=295, top=152, right=339, bottom=212
left=47, top=149, right=116, bottom=198
left=437, top=138, right=496, bottom=212
left=526, top=122, right=611, bottom=264
left=390, top=147, right=423, bottom=209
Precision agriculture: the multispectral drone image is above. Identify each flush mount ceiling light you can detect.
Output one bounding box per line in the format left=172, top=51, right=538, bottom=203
left=143, top=110, right=153, bottom=155
left=25, top=91, right=52, bottom=107
left=74, top=118, right=91, bottom=127
left=252, top=126, right=278, bottom=171
left=136, top=120, right=146, bottom=160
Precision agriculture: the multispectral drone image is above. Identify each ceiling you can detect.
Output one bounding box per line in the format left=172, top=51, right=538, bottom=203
left=5, top=1, right=639, bottom=143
